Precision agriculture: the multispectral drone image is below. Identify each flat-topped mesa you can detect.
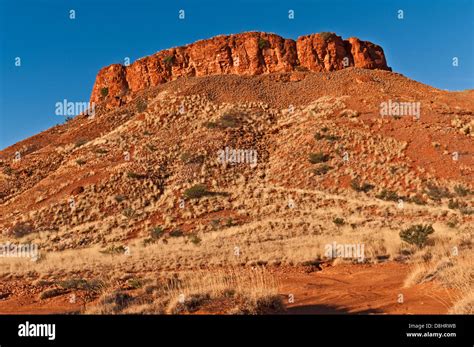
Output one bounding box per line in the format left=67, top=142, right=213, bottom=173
left=90, top=32, right=391, bottom=108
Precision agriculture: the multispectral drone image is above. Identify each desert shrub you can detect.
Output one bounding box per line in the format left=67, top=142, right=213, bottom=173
left=189, top=234, right=201, bottom=245
left=100, top=87, right=109, bottom=97
left=234, top=295, right=285, bottom=314
left=94, top=148, right=108, bottom=154
left=333, top=217, right=345, bottom=226
left=76, top=159, right=86, bottom=166
left=75, top=139, right=88, bottom=148
left=64, top=116, right=73, bottom=123
left=313, top=164, right=332, bottom=175
left=448, top=199, right=462, bottom=210
left=324, top=134, right=340, bottom=141
left=150, top=226, right=164, bottom=240
left=39, top=288, right=66, bottom=300
left=408, top=195, right=426, bottom=205
left=219, top=114, right=240, bottom=128
left=350, top=179, right=374, bottom=193
left=184, top=184, right=209, bottom=199
left=169, top=293, right=210, bottom=314
left=181, top=152, right=205, bottom=165
left=58, top=278, right=103, bottom=292
left=114, top=195, right=126, bottom=203
left=454, top=185, right=471, bottom=197
left=399, top=224, right=434, bottom=248
left=163, top=55, right=175, bottom=67
left=100, top=245, right=128, bottom=255
left=258, top=38, right=269, bottom=49
left=122, top=207, right=135, bottom=219
left=320, top=32, right=336, bottom=41
left=308, top=152, right=331, bottom=164
left=203, top=121, right=218, bottom=129
left=127, top=171, right=145, bottom=179
left=376, top=189, right=400, bottom=202
left=136, top=99, right=147, bottom=113
left=425, top=183, right=451, bottom=200
left=10, top=222, right=33, bottom=238
left=98, top=291, right=134, bottom=313
left=169, top=229, right=184, bottom=238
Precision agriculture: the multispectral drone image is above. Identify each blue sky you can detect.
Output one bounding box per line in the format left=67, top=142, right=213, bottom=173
left=0, top=0, right=473, bottom=149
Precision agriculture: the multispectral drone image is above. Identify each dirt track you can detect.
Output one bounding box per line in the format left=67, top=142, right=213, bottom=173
left=0, top=262, right=451, bottom=315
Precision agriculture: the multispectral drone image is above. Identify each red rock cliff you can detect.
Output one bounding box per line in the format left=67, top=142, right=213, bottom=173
left=90, top=32, right=390, bottom=108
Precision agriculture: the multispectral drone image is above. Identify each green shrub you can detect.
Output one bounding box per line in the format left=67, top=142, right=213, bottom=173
left=308, top=152, right=331, bottom=164
left=376, top=189, right=400, bottom=202
left=425, top=183, right=451, bottom=200
left=399, top=224, right=434, bottom=248
left=313, top=164, right=332, bottom=175
left=114, top=195, right=126, bottom=203
left=350, top=179, right=374, bottom=193
left=454, top=185, right=471, bottom=197
left=127, top=171, right=145, bottom=179
left=163, top=55, right=175, bottom=67
left=219, top=114, right=240, bottom=128
left=100, top=87, right=109, bottom=97
left=10, top=222, right=33, bottom=238
left=320, top=32, right=336, bottom=41
left=122, top=207, right=135, bottom=219
left=258, top=38, right=269, bottom=49
left=150, top=226, right=164, bottom=240
left=75, top=139, right=88, bottom=148
left=184, top=184, right=209, bottom=199
left=189, top=234, right=201, bottom=245
left=137, top=99, right=147, bottom=113
left=39, top=288, right=65, bottom=300
left=333, top=217, right=345, bottom=226
left=169, top=229, right=184, bottom=237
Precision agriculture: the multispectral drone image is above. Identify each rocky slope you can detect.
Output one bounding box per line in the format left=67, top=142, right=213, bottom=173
left=90, top=32, right=390, bottom=109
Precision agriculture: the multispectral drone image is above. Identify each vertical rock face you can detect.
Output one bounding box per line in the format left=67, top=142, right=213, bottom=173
left=90, top=32, right=390, bottom=109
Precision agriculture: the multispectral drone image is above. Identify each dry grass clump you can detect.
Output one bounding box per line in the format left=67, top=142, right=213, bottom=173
left=87, top=267, right=283, bottom=315
left=403, top=233, right=473, bottom=314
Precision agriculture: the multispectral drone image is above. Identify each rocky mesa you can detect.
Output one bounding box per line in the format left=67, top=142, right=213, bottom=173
left=90, top=32, right=391, bottom=108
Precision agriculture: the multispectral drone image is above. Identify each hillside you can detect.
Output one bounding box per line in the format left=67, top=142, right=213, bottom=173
left=0, top=32, right=472, bottom=315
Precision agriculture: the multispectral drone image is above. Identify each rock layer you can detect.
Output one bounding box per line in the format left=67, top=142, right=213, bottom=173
left=90, top=32, right=390, bottom=108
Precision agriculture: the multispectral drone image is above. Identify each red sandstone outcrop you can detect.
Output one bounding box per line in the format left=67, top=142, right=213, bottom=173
left=90, top=32, right=390, bottom=108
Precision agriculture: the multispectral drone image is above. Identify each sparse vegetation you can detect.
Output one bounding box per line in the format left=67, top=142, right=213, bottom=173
left=10, top=222, right=33, bottom=238
left=75, top=139, right=88, bottom=148
left=258, top=38, right=269, bottom=49
left=425, top=183, right=452, bottom=200
left=312, top=164, right=332, bottom=175
left=184, top=184, right=209, bottom=199
left=350, top=179, right=374, bottom=193
left=454, top=184, right=471, bottom=197
left=163, top=55, right=175, bottom=67
left=308, top=152, right=330, bottom=164
left=320, top=32, right=336, bottom=41
left=76, top=159, right=86, bottom=166
left=333, top=217, right=345, bottom=226
left=137, top=99, right=147, bottom=113
left=100, top=87, right=109, bottom=97
left=376, top=189, right=400, bottom=202
left=150, top=226, right=164, bottom=240
left=399, top=224, right=434, bottom=248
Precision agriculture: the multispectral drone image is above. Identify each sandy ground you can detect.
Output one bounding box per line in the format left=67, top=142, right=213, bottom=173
left=0, top=262, right=451, bottom=315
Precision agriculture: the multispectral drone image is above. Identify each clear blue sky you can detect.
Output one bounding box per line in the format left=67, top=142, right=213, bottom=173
left=1, top=0, right=473, bottom=149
